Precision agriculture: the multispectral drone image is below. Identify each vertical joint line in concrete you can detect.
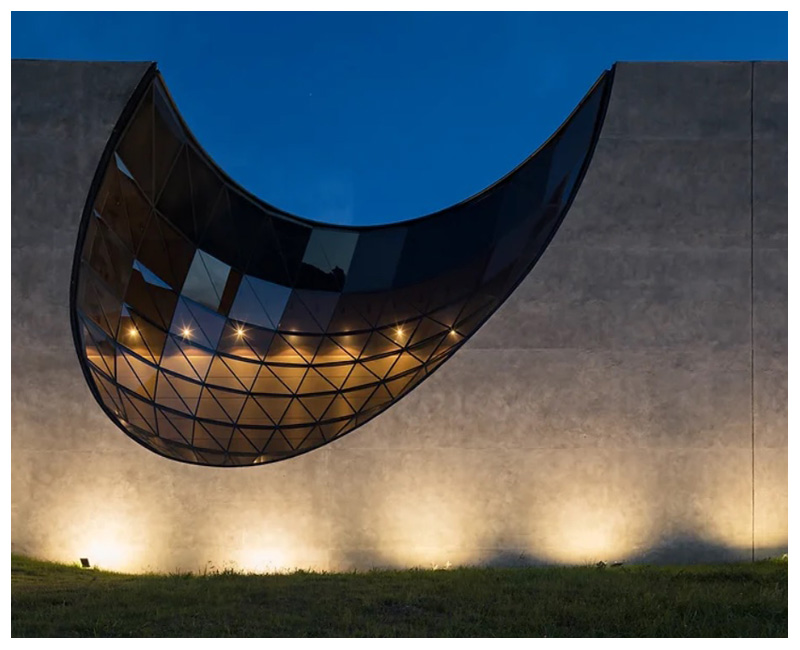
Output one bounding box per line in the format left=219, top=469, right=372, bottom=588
left=749, top=61, right=755, bottom=563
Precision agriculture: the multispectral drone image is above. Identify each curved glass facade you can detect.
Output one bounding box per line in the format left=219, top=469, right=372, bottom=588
left=71, top=66, right=612, bottom=466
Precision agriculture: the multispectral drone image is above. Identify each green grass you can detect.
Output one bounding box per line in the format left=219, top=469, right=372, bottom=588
left=11, top=554, right=787, bottom=637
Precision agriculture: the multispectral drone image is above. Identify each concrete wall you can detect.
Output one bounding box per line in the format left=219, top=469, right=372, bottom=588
left=11, top=60, right=787, bottom=572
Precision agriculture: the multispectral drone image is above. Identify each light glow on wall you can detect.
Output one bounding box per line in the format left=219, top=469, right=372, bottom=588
left=52, top=503, right=151, bottom=573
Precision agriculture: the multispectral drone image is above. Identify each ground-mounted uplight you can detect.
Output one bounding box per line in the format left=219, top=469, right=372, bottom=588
left=80, top=557, right=91, bottom=568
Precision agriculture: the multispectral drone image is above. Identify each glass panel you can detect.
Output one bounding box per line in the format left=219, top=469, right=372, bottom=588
left=161, top=409, right=196, bottom=444
left=169, top=298, right=224, bottom=349
left=217, top=269, right=242, bottom=317
left=155, top=370, right=191, bottom=414
left=296, top=368, right=337, bottom=395
left=116, top=349, right=158, bottom=399
left=196, top=387, right=233, bottom=423
left=360, top=330, right=401, bottom=359
left=95, top=167, right=134, bottom=251
left=546, top=82, right=605, bottom=201
left=238, top=397, right=273, bottom=426
left=271, top=217, right=311, bottom=285
left=119, top=389, right=158, bottom=435
left=330, top=332, right=371, bottom=360
left=282, top=334, right=321, bottom=363
left=86, top=217, right=133, bottom=300
left=117, top=86, right=154, bottom=198
left=158, top=215, right=196, bottom=291
left=270, top=364, right=307, bottom=393
left=280, top=290, right=339, bottom=334
left=227, top=427, right=259, bottom=454
left=161, top=372, right=202, bottom=414
left=219, top=356, right=259, bottom=392
left=298, top=228, right=358, bottom=290
left=342, top=363, right=379, bottom=391
left=384, top=371, right=420, bottom=398
left=160, top=335, right=213, bottom=382
left=342, top=386, right=377, bottom=412
left=228, top=275, right=291, bottom=330
left=282, top=425, right=315, bottom=450
left=393, top=209, right=487, bottom=288
left=298, top=395, right=335, bottom=420
left=186, top=145, right=223, bottom=239
left=82, top=319, right=116, bottom=378
left=156, top=408, right=192, bottom=445
left=326, top=293, right=375, bottom=334
left=93, top=373, right=125, bottom=420
left=156, top=147, right=197, bottom=241
left=200, top=189, right=262, bottom=273
left=153, top=85, right=185, bottom=198
left=128, top=310, right=167, bottom=364
left=320, top=394, right=355, bottom=420
left=251, top=366, right=290, bottom=395
left=386, top=351, right=422, bottom=378
left=193, top=421, right=231, bottom=451
left=125, top=270, right=176, bottom=330
left=207, top=386, right=247, bottom=423
left=362, top=355, right=398, bottom=380
left=362, top=384, right=393, bottom=413
left=295, top=427, right=325, bottom=451
left=132, top=259, right=171, bottom=290
left=314, top=363, right=352, bottom=390
left=181, top=250, right=230, bottom=311
left=79, top=272, right=122, bottom=339
left=312, top=337, right=354, bottom=364
left=205, top=355, right=248, bottom=391
left=344, top=227, right=406, bottom=293
left=254, top=396, right=292, bottom=423
left=217, top=321, right=273, bottom=361
left=264, top=431, right=294, bottom=455
left=279, top=398, right=313, bottom=426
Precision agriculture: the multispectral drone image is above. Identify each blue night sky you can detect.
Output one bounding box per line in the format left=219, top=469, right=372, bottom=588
left=12, top=11, right=788, bottom=226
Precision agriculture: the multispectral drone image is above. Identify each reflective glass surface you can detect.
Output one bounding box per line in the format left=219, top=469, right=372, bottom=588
left=72, top=67, right=612, bottom=466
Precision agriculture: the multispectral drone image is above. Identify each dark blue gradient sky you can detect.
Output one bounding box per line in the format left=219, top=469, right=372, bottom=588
left=12, top=11, right=788, bottom=225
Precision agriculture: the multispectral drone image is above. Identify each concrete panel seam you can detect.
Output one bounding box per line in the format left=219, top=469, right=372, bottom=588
left=749, top=61, right=755, bottom=563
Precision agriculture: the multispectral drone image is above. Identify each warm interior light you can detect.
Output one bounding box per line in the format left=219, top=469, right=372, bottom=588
left=127, top=326, right=139, bottom=338
left=449, top=328, right=457, bottom=337
left=235, top=326, right=246, bottom=339
left=395, top=327, right=404, bottom=336
left=181, top=326, right=193, bottom=339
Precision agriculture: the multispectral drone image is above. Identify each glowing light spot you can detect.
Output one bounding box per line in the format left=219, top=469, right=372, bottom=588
left=235, top=325, right=246, bottom=339
left=181, top=326, right=193, bottom=339
left=127, top=326, right=139, bottom=339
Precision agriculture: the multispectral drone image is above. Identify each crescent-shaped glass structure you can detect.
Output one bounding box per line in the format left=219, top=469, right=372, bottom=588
left=70, top=64, right=613, bottom=466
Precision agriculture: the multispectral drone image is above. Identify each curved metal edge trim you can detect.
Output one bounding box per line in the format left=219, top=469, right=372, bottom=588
left=68, top=62, right=190, bottom=468
left=70, top=63, right=615, bottom=469
left=155, top=66, right=614, bottom=232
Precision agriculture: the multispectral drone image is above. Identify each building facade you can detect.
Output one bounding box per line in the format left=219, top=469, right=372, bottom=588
left=11, top=60, right=787, bottom=571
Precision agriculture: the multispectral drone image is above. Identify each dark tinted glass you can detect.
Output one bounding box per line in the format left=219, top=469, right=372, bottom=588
left=73, top=69, right=611, bottom=466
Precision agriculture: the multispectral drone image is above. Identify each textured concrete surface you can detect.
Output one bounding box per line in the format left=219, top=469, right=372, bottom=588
left=11, top=60, right=787, bottom=572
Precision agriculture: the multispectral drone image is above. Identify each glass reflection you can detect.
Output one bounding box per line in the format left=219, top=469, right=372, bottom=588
left=72, top=66, right=611, bottom=466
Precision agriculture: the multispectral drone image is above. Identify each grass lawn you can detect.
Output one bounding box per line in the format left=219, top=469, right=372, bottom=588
left=11, top=554, right=787, bottom=637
